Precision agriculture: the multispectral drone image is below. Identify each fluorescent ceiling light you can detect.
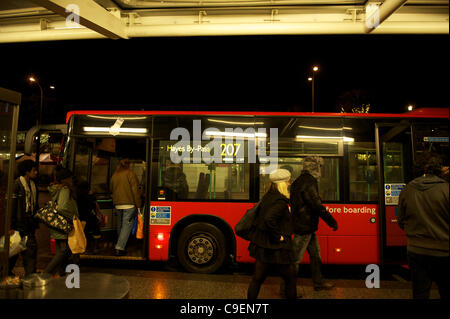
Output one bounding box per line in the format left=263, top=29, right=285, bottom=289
left=204, top=130, right=267, bottom=138
left=83, top=127, right=148, bottom=133
left=343, top=137, right=355, bottom=142
left=54, top=26, right=86, bottom=30
left=296, top=135, right=354, bottom=142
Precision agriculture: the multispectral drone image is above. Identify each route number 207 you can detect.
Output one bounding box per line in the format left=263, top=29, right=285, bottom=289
left=220, top=143, right=241, bottom=157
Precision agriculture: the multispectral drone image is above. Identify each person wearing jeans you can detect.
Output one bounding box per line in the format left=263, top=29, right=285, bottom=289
left=115, top=206, right=137, bottom=252
left=110, top=158, right=142, bottom=256
left=284, top=156, right=338, bottom=294
left=292, top=233, right=325, bottom=287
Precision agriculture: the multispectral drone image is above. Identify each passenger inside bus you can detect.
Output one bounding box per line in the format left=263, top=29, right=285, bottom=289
left=161, top=162, right=189, bottom=200
left=71, top=137, right=147, bottom=258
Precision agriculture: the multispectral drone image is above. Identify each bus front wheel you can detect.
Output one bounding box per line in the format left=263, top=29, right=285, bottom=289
left=177, top=222, right=226, bottom=274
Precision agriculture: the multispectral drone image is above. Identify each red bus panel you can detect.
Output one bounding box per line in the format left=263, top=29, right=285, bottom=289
left=148, top=202, right=380, bottom=265
left=385, top=206, right=407, bottom=246
left=148, top=202, right=255, bottom=262
left=328, top=236, right=379, bottom=264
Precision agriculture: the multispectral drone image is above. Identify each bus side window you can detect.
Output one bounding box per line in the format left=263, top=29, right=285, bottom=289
left=260, top=157, right=340, bottom=201
left=345, top=119, right=378, bottom=202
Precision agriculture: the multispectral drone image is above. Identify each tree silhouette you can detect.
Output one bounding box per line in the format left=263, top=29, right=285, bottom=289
left=336, top=89, right=372, bottom=113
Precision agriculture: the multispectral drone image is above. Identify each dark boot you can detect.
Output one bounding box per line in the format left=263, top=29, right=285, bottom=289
left=314, top=282, right=335, bottom=291
left=280, top=280, right=303, bottom=299
left=311, top=257, right=335, bottom=291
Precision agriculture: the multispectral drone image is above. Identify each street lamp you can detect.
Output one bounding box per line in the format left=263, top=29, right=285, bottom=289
left=27, top=75, right=46, bottom=202
left=308, top=66, right=319, bottom=112
left=28, top=76, right=44, bottom=129
left=407, top=105, right=414, bottom=111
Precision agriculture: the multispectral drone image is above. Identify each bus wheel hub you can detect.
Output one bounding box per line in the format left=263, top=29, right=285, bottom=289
left=187, top=236, right=214, bottom=265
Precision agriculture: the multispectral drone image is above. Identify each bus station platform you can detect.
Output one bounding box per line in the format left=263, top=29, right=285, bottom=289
left=1, top=271, right=129, bottom=299
left=1, top=256, right=441, bottom=300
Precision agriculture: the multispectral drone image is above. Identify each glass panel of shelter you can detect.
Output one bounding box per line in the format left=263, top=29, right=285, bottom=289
left=0, top=101, right=13, bottom=246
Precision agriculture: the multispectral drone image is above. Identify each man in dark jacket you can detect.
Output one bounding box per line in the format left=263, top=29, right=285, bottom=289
left=398, top=152, right=449, bottom=300
left=9, top=160, right=39, bottom=277
left=288, top=156, right=338, bottom=292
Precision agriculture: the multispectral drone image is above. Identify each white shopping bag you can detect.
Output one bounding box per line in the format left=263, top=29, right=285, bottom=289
left=0, top=231, right=28, bottom=257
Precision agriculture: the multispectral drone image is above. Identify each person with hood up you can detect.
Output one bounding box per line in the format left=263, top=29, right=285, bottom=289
left=162, top=163, right=189, bottom=200
left=398, top=151, right=449, bottom=300
left=43, top=166, right=79, bottom=277
left=284, top=156, right=338, bottom=295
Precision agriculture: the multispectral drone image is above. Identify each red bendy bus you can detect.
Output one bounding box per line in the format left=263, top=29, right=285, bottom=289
left=61, top=108, right=448, bottom=273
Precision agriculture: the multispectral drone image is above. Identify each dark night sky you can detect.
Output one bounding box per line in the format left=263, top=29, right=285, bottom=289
left=0, top=34, right=448, bottom=130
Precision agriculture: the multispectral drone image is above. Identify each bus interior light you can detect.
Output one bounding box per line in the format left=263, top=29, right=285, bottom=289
left=298, top=125, right=353, bottom=131
left=83, top=127, right=148, bottom=133
left=87, top=115, right=149, bottom=120
left=207, top=119, right=264, bottom=125
left=296, top=135, right=354, bottom=143
left=204, top=130, right=267, bottom=138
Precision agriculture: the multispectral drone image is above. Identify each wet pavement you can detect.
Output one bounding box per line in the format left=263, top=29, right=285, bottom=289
left=3, top=189, right=442, bottom=300
left=4, top=255, right=441, bottom=300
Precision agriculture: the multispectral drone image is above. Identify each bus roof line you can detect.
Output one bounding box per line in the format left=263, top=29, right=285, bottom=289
left=65, top=108, right=449, bottom=124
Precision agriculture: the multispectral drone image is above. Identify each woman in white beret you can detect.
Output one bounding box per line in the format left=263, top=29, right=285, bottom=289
left=247, top=168, right=297, bottom=299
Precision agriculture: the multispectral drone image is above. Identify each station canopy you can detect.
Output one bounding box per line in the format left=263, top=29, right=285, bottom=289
left=0, top=0, right=448, bottom=42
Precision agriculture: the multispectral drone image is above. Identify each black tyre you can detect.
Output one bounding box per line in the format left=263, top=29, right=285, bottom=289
left=177, top=222, right=227, bottom=274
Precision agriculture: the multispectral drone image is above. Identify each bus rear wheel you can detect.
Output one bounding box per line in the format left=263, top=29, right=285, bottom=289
left=177, top=222, right=226, bottom=274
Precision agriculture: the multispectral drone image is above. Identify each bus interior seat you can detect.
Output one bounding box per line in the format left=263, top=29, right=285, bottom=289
left=195, top=173, right=210, bottom=199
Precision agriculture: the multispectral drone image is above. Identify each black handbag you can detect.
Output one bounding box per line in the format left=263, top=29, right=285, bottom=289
left=35, top=200, right=73, bottom=234
left=235, top=201, right=261, bottom=241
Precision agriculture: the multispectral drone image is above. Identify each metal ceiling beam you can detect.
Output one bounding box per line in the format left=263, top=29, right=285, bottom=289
left=365, top=0, right=408, bottom=33
left=30, top=0, right=127, bottom=39
left=0, top=2, right=447, bottom=42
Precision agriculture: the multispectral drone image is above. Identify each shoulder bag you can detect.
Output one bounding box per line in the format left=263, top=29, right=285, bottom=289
left=34, top=190, right=73, bottom=234
left=235, top=201, right=261, bottom=241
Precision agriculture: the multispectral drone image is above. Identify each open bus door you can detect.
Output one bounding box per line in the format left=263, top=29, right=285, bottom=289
left=375, top=121, right=413, bottom=264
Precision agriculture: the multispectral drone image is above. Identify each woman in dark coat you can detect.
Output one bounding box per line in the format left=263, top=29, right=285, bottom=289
left=9, top=160, right=39, bottom=277
left=247, top=169, right=297, bottom=299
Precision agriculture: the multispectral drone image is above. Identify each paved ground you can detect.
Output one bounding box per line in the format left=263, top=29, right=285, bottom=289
left=4, top=254, right=441, bottom=300
left=4, top=192, right=441, bottom=300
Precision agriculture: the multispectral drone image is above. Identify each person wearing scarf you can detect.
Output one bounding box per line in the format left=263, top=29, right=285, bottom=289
left=9, top=159, right=39, bottom=277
